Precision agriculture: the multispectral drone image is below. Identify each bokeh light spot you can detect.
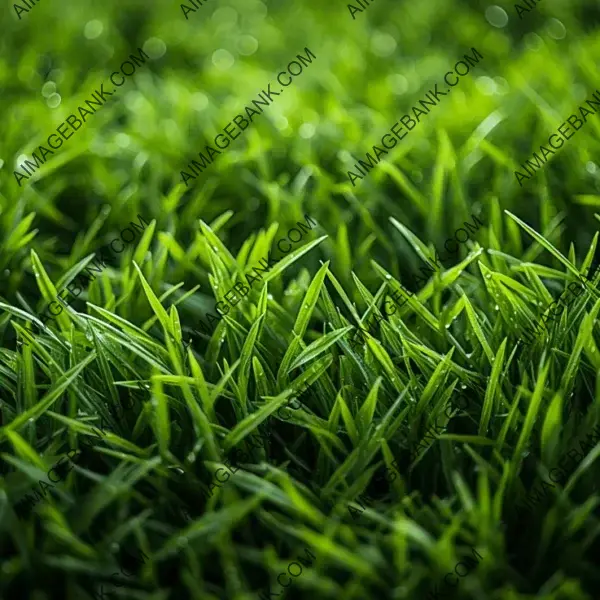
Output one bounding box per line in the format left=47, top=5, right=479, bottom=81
left=47, top=93, right=61, bottom=108
left=388, top=74, right=409, bottom=95
left=494, top=76, right=510, bottom=95
left=212, top=49, right=235, bottom=70
left=212, top=6, right=238, bottom=27
left=524, top=32, right=544, bottom=51
left=476, top=76, right=497, bottom=96
left=192, top=92, right=209, bottom=111
left=84, top=20, right=103, bottom=40
left=547, top=18, right=567, bottom=40
left=144, top=37, right=167, bottom=59
left=237, top=35, right=259, bottom=56
left=299, top=123, right=316, bottom=139
left=485, top=6, right=508, bottom=28
left=115, top=133, right=131, bottom=148
left=41, top=82, right=56, bottom=98
left=371, top=32, right=397, bottom=57
left=275, top=116, right=289, bottom=130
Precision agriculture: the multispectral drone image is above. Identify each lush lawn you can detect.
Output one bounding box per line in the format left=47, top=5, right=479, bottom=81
left=2, top=0, right=600, bottom=598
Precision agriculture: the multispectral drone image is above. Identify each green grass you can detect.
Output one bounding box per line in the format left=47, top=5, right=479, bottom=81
left=3, top=0, right=600, bottom=598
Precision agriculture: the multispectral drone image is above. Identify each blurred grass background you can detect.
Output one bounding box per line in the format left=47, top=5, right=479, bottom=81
left=3, top=0, right=600, bottom=598
left=2, top=0, right=600, bottom=295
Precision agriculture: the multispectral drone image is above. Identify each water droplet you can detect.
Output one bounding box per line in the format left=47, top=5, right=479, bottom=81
left=385, top=274, right=392, bottom=280
left=494, top=304, right=499, bottom=311
left=485, top=274, right=492, bottom=280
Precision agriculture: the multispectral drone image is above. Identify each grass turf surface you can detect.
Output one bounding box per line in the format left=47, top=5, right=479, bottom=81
left=3, top=0, right=600, bottom=599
